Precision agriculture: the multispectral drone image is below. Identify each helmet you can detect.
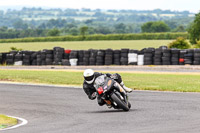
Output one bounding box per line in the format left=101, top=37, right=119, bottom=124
left=83, top=69, right=95, bottom=84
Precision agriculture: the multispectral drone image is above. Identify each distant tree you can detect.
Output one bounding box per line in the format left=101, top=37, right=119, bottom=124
left=69, top=27, right=79, bottom=35
left=13, top=20, right=28, bottom=30
left=47, top=28, right=60, bottom=36
left=0, top=26, right=8, bottom=32
left=141, top=21, right=170, bottom=33
left=188, top=12, right=200, bottom=44
left=114, top=23, right=126, bottom=33
left=85, top=19, right=93, bottom=24
left=80, top=26, right=88, bottom=37
left=95, top=26, right=112, bottom=34
left=173, top=25, right=185, bottom=32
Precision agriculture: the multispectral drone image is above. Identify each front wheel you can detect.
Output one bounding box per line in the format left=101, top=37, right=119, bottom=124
left=111, top=93, right=129, bottom=111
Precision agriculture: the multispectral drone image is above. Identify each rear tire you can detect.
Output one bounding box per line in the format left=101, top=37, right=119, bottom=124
left=111, top=93, right=129, bottom=111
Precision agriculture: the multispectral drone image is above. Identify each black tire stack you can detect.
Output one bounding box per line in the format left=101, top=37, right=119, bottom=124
left=113, top=50, right=121, bottom=65
left=154, top=48, right=162, bottom=65
left=144, top=48, right=154, bottom=65
left=45, top=50, right=54, bottom=65
left=120, top=49, right=129, bottom=65
left=61, top=50, right=71, bottom=66
left=31, top=52, right=37, bottom=65
left=22, top=51, right=32, bottom=66
left=0, top=53, right=2, bottom=64
left=162, top=49, right=171, bottom=65
left=193, top=49, right=200, bottom=65
left=104, top=49, right=113, bottom=65
left=179, top=50, right=186, bottom=65
left=40, top=51, right=46, bottom=65
left=78, top=50, right=84, bottom=66
left=63, top=51, right=70, bottom=60
left=89, top=49, right=97, bottom=66
left=36, top=51, right=42, bottom=66
left=96, top=50, right=105, bottom=66
left=14, top=52, right=23, bottom=65
left=184, top=49, right=193, bottom=65
left=83, top=50, right=90, bottom=66
left=171, top=49, right=180, bottom=65
left=68, top=50, right=78, bottom=66
left=6, top=54, right=14, bottom=65
left=6, top=51, right=17, bottom=65
left=53, top=47, right=64, bottom=65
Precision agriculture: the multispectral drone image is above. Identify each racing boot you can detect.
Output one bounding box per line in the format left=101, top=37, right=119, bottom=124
left=120, top=81, right=132, bottom=93
left=106, top=104, right=112, bottom=109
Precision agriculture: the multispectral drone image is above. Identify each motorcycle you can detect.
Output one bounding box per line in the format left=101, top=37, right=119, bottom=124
left=94, top=75, right=131, bottom=111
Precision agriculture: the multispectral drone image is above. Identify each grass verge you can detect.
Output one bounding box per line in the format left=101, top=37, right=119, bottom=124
left=0, top=69, right=200, bottom=92
left=0, top=115, right=17, bottom=129
left=0, top=40, right=172, bottom=52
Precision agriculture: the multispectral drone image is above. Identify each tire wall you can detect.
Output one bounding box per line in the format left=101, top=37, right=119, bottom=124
left=2, top=46, right=200, bottom=66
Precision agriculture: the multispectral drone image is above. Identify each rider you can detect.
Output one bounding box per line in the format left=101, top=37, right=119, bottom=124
left=83, top=69, right=132, bottom=106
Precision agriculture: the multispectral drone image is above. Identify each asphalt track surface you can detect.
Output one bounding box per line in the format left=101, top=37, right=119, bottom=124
left=0, top=83, right=200, bottom=133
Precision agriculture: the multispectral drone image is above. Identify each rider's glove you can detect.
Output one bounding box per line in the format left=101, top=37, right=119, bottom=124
left=89, top=92, right=96, bottom=100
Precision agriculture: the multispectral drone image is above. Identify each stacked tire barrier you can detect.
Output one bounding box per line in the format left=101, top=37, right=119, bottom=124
left=105, top=49, right=113, bottom=65
left=162, top=49, right=171, bottom=65
left=45, top=50, right=54, bottom=65
left=96, top=50, right=105, bottom=66
left=184, top=49, right=193, bottom=65
left=2, top=46, right=200, bottom=66
left=144, top=48, right=154, bottom=65
left=120, top=49, right=129, bottom=65
left=22, top=51, right=32, bottom=65
left=0, top=53, right=2, bottom=64
left=83, top=50, right=90, bottom=66
left=69, top=50, right=78, bottom=66
left=171, top=49, right=180, bottom=65
left=194, top=49, right=200, bottom=65
left=53, top=47, right=64, bottom=65
left=179, top=50, right=186, bottom=65
left=89, top=49, right=97, bottom=66
left=113, top=50, right=121, bottom=65
left=154, top=48, right=162, bottom=65
left=31, top=52, right=37, bottom=65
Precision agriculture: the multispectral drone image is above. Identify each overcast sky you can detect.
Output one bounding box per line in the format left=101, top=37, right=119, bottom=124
left=0, top=0, right=199, bottom=13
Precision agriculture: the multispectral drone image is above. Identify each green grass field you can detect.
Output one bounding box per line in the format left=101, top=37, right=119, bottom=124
left=0, top=40, right=172, bottom=52
left=0, top=115, right=17, bottom=129
left=0, top=69, right=200, bottom=92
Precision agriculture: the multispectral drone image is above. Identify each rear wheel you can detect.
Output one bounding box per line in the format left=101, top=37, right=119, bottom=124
left=111, top=93, right=129, bottom=111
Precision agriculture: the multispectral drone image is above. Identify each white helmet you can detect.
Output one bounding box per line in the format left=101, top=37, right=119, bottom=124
left=83, top=69, right=95, bottom=84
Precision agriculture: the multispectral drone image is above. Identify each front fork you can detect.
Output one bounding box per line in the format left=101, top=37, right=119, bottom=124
left=113, top=82, right=128, bottom=104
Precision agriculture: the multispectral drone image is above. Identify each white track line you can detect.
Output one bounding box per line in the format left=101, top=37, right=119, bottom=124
left=0, top=116, right=28, bottom=131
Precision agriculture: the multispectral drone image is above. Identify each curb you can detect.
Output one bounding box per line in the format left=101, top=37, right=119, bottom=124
left=0, top=81, right=81, bottom=89
left=0, top=116, right=28, bottom=131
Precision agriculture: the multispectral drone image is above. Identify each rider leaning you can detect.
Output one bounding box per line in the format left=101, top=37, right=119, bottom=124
left=83, top=69, right=132, bottom=106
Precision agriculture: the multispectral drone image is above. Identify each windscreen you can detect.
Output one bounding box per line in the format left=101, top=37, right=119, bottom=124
left=94, top=75, right=106, bottom=89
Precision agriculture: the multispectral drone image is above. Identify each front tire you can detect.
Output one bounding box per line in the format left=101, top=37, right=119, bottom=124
left=111, top=93, right=129, bottom=111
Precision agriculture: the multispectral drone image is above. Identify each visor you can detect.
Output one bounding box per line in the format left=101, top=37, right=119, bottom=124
left=84, top=75, right=95, bottom=82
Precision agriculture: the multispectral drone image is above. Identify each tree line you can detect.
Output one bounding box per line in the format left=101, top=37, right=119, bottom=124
left=0, top=7, right=195, bottom=39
